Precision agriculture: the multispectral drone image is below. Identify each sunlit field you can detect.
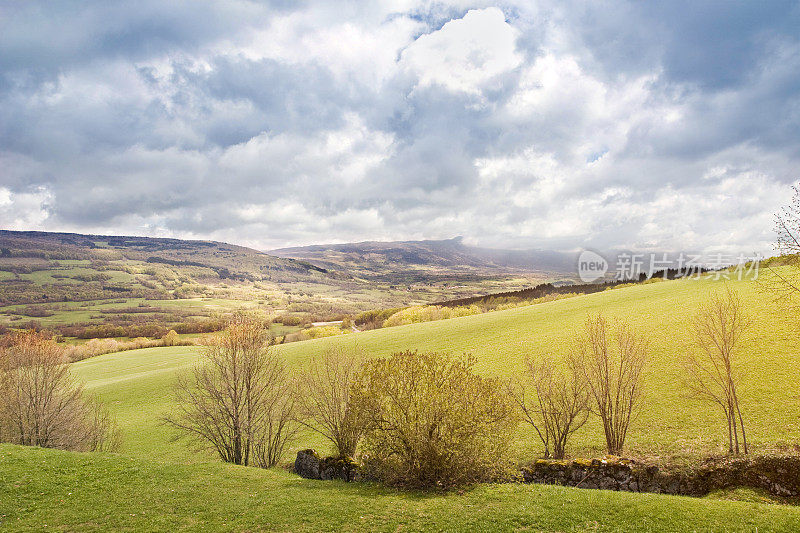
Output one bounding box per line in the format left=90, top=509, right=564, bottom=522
left=4, top=273, right=800, bottom=530
left=70, top=273, right=800, bottom=463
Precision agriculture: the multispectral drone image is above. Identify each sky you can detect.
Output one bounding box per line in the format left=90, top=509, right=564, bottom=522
left=1, top=1, right=799, bottom=254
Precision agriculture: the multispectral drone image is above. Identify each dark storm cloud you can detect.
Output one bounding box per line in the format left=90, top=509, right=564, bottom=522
left=0, top=1, right=798, bottom=253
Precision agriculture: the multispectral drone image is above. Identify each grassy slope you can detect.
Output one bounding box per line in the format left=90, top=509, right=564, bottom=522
left=5, top=274, right=800, bottom=530
left=73, top=274, right=800, bottom=461
left=76, top=347, right=202, bottom=461
left=279, top=274, right=800, bottom=458
left=3, top=444, right=800, bottom=532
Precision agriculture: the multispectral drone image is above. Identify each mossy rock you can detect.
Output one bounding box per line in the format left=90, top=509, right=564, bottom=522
left=320, top=455, right=361, bottom=482
left=294, top=449, right=322, bottom=480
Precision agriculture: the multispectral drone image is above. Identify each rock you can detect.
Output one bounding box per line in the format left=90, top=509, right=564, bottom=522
left=319, top=455, right=360, bottom=482
left=294, top=449, right=321, bottom=480
left=598, top=476, right=617, bottom=490
left=294, top=450, right=361, bottom=482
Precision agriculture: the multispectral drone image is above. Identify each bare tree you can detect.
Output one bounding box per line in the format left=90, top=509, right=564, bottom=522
left=684, top=287, right=751, bottom=455
left=251, top=376, right=298, bottom=468
left=165, top=318, right=299, bottom=467
left=295, top=346, right=364, bottom=457
left=508, top=355, right=589, bottom=459
left=0, top=330, right=119, bottom=452
left=570, top=315, right=647, bottom=456
left=761, top=183, right=800, bottom=305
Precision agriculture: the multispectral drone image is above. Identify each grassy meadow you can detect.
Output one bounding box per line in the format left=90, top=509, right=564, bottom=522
left=4, top=443, right=800, bottom=532
left=71, top=272, right=800, bottom=462
left=4, top=272, right=800, bottom=530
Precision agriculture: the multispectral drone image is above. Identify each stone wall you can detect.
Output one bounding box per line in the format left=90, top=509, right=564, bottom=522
left=294, top=449, right=800, bottom=498
left=520, top=456, right=800, bottom=497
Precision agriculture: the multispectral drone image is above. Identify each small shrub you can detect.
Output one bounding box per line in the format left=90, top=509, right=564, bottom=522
left=353, top=308, right=404, bottom=329
left=18, top=306, right=55, bottom=318
left=162, top=329, right=180, bottom=346
left=382, top=305, right=481, bottom=328
left=296, top=347, right=364, bottom=457
left=275, top=315, right=306, bottom=327
left=351, top=350, right=518, bottom=488
left=301, top=325, right=348, bottom=339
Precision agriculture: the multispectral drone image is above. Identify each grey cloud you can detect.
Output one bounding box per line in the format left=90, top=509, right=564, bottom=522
left=0, top=1, right=277, bottom=75
left=0, top=1, right=798, bottom=254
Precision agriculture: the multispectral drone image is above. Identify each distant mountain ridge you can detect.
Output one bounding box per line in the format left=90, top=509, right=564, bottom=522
left=0, top=229, right=331, bottom=283
left=0, top=230, right=570, bottom=320
left=270, top=237, right=576, bottom=278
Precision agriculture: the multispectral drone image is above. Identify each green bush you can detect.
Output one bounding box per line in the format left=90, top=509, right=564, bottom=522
left=351, top=351, right=518, bottom=488
left=382, top=305, right=481, bottom=328
left=301, top=326, right=349, bottom=339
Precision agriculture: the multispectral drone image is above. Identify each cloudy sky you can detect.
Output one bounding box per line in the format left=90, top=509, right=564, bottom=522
left=1, top=1, right=799, bottom=253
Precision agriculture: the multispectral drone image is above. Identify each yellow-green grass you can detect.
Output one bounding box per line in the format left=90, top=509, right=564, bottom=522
left=76, top=346, right=203, bottom=461
left=72, top=273, right=800, bottom=463
left=3, top=443, right=800, bottom=532
left=5, top=273, right=800, bottom=531
left=280, top=273, right=800, bottom=459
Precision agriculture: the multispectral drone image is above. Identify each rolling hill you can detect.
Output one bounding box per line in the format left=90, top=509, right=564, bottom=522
left=0, top=231, right=554, bottom=332
left=4, top=271, right=800, bottom=530
left=0, top=229, right=332, bottom=287
left=67, top=271, right=800, bottom=463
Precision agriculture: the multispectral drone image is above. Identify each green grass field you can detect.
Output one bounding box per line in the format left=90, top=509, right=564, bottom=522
left=70, top=273, right=800, bottom=461
left=4, top=444, right=800, bottom=532
left=3, top=273, right=800, bottom=530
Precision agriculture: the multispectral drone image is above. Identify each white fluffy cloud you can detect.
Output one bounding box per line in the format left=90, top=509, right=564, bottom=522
left=400, top=8, right=522, bottom=96
left=0, top=1, right=798, bottom=253
left=0, top=186, right=52, bottom=228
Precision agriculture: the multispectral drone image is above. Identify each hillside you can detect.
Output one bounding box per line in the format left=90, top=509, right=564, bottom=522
left=0, top=230, right=330, bottom=285
left=270, top=236, right=575, bottom=281
left=67, top=272, right=799, bottom=464
left=4, top=272, right=800, bottom=530
left=0, top=229, right=334, bottom=306
left=0, top=231, right=551, bottom=333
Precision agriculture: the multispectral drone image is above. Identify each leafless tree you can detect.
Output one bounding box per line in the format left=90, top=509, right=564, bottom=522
left=508, top=355, right=589, bottom=459
left=0, top=330, right=119, bottom=452
left=570, top=315, right=647, bottom=456
left=760, top=183, right=800, bottom=306
left=165, top=318, right=299, bottom=467
left=295, top=346, right=364, bottom=457
left=684, top=287, right=751, bottom=455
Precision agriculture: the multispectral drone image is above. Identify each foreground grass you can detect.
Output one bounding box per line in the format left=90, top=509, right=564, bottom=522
left=3, top=444, right=800, bottom=532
